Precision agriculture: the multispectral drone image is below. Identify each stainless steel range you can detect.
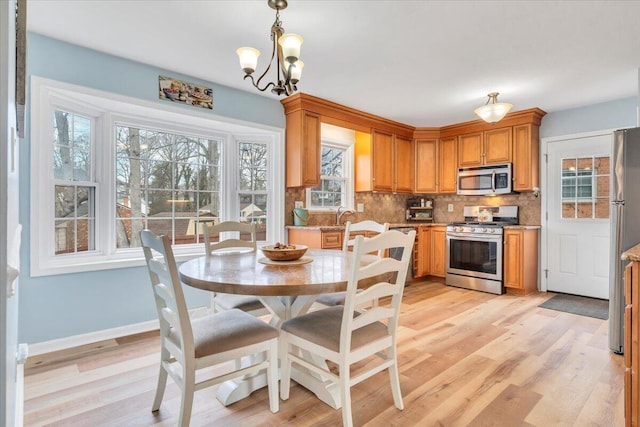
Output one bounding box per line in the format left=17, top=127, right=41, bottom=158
left=446, top=205, right=518, bottom=295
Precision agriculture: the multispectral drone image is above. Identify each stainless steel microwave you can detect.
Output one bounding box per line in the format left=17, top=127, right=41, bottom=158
left=457, top=163, right=512, bottom=195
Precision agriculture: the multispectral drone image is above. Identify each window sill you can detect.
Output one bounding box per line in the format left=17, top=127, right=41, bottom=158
left=30, top=246, right=207, bottom=277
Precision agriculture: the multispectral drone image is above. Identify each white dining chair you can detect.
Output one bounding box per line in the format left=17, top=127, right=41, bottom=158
left=203, top=221, right=269, bottom=316
left=141, top=230, right=279, bottom=427
left=315, top=220, right=389, bottom=307
left=279, top=229, right=416, bottom=427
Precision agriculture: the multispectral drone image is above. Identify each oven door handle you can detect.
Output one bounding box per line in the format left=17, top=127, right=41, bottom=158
left=446, top=232, right=502, bottom=242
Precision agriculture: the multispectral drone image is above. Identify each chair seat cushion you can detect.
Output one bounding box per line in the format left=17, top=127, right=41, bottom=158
left=214, top=294, right=265, bottom=312
left=281, top=306, right=388, bottom=352
left=315, top=292, right=347, bottom=306
left=171, top=309, right=278, bottom=358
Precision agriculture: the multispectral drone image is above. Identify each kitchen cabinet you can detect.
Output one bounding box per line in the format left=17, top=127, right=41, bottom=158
left=458, top=128, right=512, bottom=167
left=355, top=130, right=413, bottom=193
left=503, top=228, right=538, bottom=295
left=622, top=250, right=640, bottom=427
left=438, top=137, right=458, bottom=193
left=417, top=226, right=431, bottom=277
left=430, top=226, right=446, bottom=277
left=413, top=225, right=445, bottom=278
left=284, top=109, right=321, bottom=188
left=371, top=130, right=394, bottom=192
left=414, top=139, right=437, bottom=193
left=395, top=135, right=414, bottom=193
left=287, top=228, right=342, bottom=249
left=512, top=123, right=540, bottom=192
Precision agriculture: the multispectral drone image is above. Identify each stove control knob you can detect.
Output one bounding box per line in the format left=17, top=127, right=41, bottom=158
left=489, top=228, right=495, bottom=233
left=455, top=227, right=462, bottom=232
left=482, top=228, right=487, bottom=233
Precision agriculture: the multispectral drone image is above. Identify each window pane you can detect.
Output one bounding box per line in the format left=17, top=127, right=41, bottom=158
left=310, top=144, right=347, bottom=209
left=321, top=147, right=343, bottom=177
left=115, top=125, right=222, bottom=248
left=238, top=142, right=268, bottom=191
left=595, top=156, right=610, bottom=174
left=53, top=110, right=92, bottom=181
left=562, top=201, right=576, bottom=219
left=577, top=202, right=593, bottom=219
left=595, top=198, right=609, bottom=219
left=54, top=185, right=95, bottom=254
left=238, top=141, right=268, bottom=241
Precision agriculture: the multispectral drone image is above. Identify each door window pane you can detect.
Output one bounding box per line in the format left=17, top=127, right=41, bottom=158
left=561, top=156, right=610, bottom=219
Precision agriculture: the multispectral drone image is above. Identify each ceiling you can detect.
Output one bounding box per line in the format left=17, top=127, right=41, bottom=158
left=27, top=0, right=640, bottom=127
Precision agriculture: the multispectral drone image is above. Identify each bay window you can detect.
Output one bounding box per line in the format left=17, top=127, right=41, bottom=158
left=31, top=77, right=284, bottom=276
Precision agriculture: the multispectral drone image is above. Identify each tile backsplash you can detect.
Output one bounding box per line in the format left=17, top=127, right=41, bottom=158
left=285, top=189, right=541, bottom=226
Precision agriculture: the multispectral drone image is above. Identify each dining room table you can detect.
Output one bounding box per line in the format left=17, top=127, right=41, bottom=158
left=178, top=247, right=382, bottom=410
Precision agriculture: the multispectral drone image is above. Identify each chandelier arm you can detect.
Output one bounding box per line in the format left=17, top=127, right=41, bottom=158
left=243, top=74, right=276, bottom=93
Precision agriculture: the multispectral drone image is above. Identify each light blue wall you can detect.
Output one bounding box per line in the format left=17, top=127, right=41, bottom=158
left=19, top=34, right=284, bottom=344
left=540, top=96, right=638, bottom=138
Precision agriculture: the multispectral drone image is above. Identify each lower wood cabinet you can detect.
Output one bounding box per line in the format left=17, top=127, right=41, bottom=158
left=624, top=260, right=639, bottom=427
left=417, top=226, right=431, bottom=277
left=416, top=225, right=446, bottom=278
left=287, top=228, right=342, bottom=249
left=503, top=228, right=538, bottom=295
left=430, top=226, right=446, bottom=278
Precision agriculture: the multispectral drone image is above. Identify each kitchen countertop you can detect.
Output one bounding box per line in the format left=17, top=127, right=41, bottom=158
left=503, top=225, right=541, bottom=230
left=622, top=243, right=640, bottom=262
left=286, top=223, right=448, bottom=231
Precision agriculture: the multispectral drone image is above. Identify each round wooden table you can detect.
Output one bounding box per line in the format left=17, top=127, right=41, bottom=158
left=178, top=248, right=377, bottom=409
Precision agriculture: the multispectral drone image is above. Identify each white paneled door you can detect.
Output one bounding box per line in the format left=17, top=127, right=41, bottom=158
left=543, top=132, right=612, bottom=299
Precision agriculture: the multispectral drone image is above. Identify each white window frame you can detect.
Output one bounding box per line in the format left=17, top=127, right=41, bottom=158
left=30, top=77, right=284, bottom=276
left=306, top=124, right=354, bottom=212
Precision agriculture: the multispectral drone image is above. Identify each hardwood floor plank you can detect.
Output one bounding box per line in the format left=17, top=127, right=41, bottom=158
left=467, top=384, right=542, bottom=427
left=24, top=281, right=625, bottom=427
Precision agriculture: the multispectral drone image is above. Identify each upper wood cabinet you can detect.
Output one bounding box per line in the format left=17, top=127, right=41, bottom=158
left=281, top=93, right=546, bottom=194
left=371, top=130, right=394, bottom=192
left=394, top=135, right=414, bottom=193
left=458, top=127, right=512, bottom=167
left=414, top=139, right=437, bottom=193
left=284, top=109, right=321, bottom=188
left=438, top=137, right=458, bottom=193
left=512, top=124, right=540, bottom=191
left=356, top=130, right=413, bottom=193
left=458, top=132, right=483, bottom=167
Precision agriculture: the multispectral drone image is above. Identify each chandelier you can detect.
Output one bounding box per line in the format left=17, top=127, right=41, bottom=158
left=474, top=92, right=513, bottom=124
left=236, top=0, right=303, bottom=96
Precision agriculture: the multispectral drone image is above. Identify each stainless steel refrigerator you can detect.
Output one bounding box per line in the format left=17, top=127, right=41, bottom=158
left=609, top=127, right=640, bottom=354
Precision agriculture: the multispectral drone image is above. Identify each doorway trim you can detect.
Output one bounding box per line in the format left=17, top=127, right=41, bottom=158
left=540, top=128, right=616, bottom=293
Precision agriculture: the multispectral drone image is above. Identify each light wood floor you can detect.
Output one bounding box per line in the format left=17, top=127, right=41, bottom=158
left=24, top=281, right=625, bottom=426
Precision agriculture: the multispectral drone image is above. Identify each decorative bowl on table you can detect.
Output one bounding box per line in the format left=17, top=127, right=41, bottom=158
left=261, top=243, right=308, bottom=261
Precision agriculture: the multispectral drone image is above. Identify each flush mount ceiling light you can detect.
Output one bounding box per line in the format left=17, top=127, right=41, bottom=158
left=236, top=0, right=303, bottom=97
left=474, top=92, right=513, bottom=124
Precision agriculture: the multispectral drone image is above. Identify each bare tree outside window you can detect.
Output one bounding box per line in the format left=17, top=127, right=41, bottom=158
left=238, top=141, right=268, bottom=241
left=115, top=126, right=221, bottom=248
left=309, top=146, right=346, bottom=208
left=53, top=110, right=95, bottom=254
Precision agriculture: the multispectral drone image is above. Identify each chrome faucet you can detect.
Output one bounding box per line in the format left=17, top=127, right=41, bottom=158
left=336, top=206, right=355, bottom=225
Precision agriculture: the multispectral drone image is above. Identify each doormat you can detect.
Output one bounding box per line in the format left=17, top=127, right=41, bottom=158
left=538, top=293, right=609, bottom=320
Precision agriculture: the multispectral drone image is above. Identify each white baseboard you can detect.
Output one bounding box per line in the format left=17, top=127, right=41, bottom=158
left=28, top=306, right=210, bottom=357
